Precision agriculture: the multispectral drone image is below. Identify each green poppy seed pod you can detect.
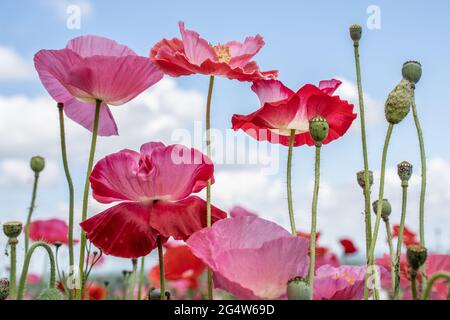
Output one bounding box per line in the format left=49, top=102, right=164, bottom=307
left=0, top=278, right=9, bottom=300
left=372, top=199, right=392, bottom=221
left=148, top=288, right=161, bottom=300
left=397, top=161, right=413, bottom=186
left=402, top=61, right=422, bottom=84
left=30, top=156, right=45, bottom=173
left=407, top=244, right=427, bottom=270
left=349, top=24, right=362, bottom=42
left=37, top=288, right=64, bottom=300
left=356, top=170, right=374, bottom=189
left=3, top=221, right=22, bottom=238
left=287, top=277, right=311, bottom=300
left=385, top=79, right=414, bottom=124
left=309, top=116, right=329, bottom=146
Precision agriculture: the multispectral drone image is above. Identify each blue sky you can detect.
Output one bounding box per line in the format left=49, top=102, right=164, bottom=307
left=1, top=0, right=449, bottom=274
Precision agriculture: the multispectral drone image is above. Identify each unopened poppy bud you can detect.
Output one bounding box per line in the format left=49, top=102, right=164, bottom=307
left=30, top=156, right=45, bottom=173
left=0, top=278, right=9, bottom=300
left=385, top=79, right=414, bottom=124
left=287, top=277, right=311, bottom=300
left=309, top=116, right=329, bottom=146
left=3, top=221, right=22, bottom=239
left=407, top=244, right=427, bottom=270
left=349, top=24, right=362, bottom=42
left=372, top=199, right=392, bottom=221
left=397, top=161, right=413, bottom=186
left=402, top=61, right=422, bottom=84
left=37, top=288, right=64, bottom=300
left=356, top=170, right=373, bottom=189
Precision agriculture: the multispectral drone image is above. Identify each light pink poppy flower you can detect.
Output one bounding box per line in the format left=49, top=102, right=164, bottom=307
left=187, top=216, right=310, bottom=299
left=229, top=206, right=258, bottom=218
left=34, top=35, right=163, bottom=136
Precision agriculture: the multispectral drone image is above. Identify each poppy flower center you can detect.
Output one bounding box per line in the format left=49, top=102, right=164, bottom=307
left=333, top=272, right=355, bottom=285
left=214, top=45, right=231, bottom=64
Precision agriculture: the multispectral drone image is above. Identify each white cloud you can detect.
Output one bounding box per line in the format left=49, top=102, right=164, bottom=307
left=0, top=46, right=34, bottom=81
left=0, top=158, right=59, bottom=187
left=41, top=0, right=94, bottom=19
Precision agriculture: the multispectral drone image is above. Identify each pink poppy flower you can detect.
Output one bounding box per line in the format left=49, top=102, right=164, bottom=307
left=314, top=265, right=368, bottom=300
left=26, top=274, right=42, bottom=285
left=187, top=216, right=310, bottom=299
left=34, top=35, right=163, bottom=136
left=29, top=219, right=77, bottom=245
left=150, top=21, right=277, bottom=82
left=80, top=142, right=227, bottom=258
left=315, top=248, right=341, bottom=270
left=229, top=206, right=258, bottom=218
left=339, top=238, right=358, bottom=255
left=232, top=79, right=357, bottom=146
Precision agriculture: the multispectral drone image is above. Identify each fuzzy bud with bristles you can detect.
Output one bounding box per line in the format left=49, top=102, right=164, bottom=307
left=3, top=221, right=22, bottom=239
left=397, top=161, right=413, bottom=186
left=385, top=79, right=414, bottom=124
left=372, top=199, right=392, bottom=222
left=37, top=288, right=64, bottom=300
left=309, top=116, right=329, bottom=147
left=356, top=170, right=373, bottom=189
left=0, top=278, right=9, bottom=300
left=402, top=61, right=422, bottom=84
left=30, top=156, right=45, bottom=173
left=287, top=277, right=311, bottom=300
left=407, top=244, right=427, bottom=271
left=349, top=24, right=362, bottom=42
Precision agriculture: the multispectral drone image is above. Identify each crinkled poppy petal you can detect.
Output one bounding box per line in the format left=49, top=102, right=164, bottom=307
left=318, top=79, right=342, bottom=95
left=339, top=238, right=358, bottom=254
left=229, top=206, right=258, bottom=218
left=213, top=272, right=260, bottom=299
left=139, top=141, right=166, bottom=157
left=426, top=254, right=450, bottom=299
left=164, top=245, right=205, bottom=281
left=146, top=144, right=214, bottom=200
left=89, top=149, right=148, bottom=203
left=211, top=237, right=310, bottom=299
left=63, top=98, right=118, bottom=136
left=29, top=219, right=76, bottom=245
left=149, top=196, right=226, bottom=240
left=226, top=35, right=265, bottom=68
left=80, top=202, right=158, bottom=258
left=314, top=265, right=367, bottom=300
left=66, top=35, right=136, bottom=57
left=65, top=55, right=163, bottom=105
left=224, top=60, right=278, bottom=81
left=251, top=80, right=294, bottom=105
left=178, top=21, right=217, bottom=66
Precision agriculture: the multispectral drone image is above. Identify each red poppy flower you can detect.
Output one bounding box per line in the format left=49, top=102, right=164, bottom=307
left=84, top=282, right=107, bottom=300
left=80, top=142, right=227, bottom=258
left=148, top=245, right=205, bottom=289
left=297, top=231, right=321, bottom=241
left=29, top=219, right=78, bottom=245
left=232, top=79, right=357, bottom=146
left=150, top=21, right=277, bottom=82
left=392, top=224, right=419, bottom=247
left=339, top=238, right=358, bottom=255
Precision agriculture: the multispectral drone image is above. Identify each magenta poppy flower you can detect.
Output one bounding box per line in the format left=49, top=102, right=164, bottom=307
left=339, top=238, right=358, bottom=255
left=229, top=206, right=258, bottom=218
left=34, top=35, right=163, bottom=136
left=80, top=142, right=227, bottom=259
left=232, top=79, right=357, bottom=146
left=29, top=219, right=77, bottom=245
left=150, top=21, right=277, bottom=82
left=187, top=216, right=310, bottom=299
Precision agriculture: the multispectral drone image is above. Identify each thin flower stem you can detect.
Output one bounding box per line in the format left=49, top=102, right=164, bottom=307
left=57, top=103, right=75, bottom=299
left=127, top=259, right=138, bottom=300
left=421, top=272, right=450, bottom=300
left=137, top=256, right=145, bottom=300
left=8, top=239, right=17, bottom=300
left=157, top=236, right=166, bottom=300
left=286, top=129, right=297, bottom=235
left=76, top=100, right=102, bottom=299
left=366, top=123, right=394, bottom=300
left=308, top=145, right=321, bottom=298
left=384, top=219, right=396, bottom=297
left=17, top=242, right=56, bottom=300
left=410, top=272, right=418, bottom=300
left=411, top=96, right=427, bottom=284
left=205, top=75, right=215, bottom=300
left=353, top=40, right=373, bottom=267
left=394, top=184, right=408, bottom=299
left=24, top=172, right=39, bottom=253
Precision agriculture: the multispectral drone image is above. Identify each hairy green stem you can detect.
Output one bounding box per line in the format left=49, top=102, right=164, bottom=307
left=137, top=256, right=145, bottom=300
left=157, top=236, right=165, bottom=300
left=366, top=124, right=394, bottom=299
left=286, top=129, right=297, bottom=235
left=8, top=239, right=18, bottom=300
left=384, top=219, right=396, bottom=297
left=421, top=272, right=450, bottom=300
left=394, top=184, right=408, bottom=299
left=308, top=145, right=321, bottom=298
left=127, top=259, right=138, bottom=300
left=205, top=75, right=215, bottom=300
left=410, top=272, right=418, bottom=300
left=76, top=100, right=101, bottom=299
left=24, top=173, right=39, bottom=253
left=17, top=241, right=56, bottom=300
